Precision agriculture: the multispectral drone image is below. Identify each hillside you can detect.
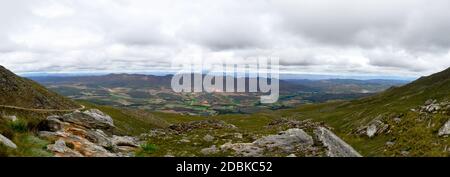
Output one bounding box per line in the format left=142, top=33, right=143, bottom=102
left=28, top=74, right=404, bottom=116
left=278, top=67, right=450, bottom=156
left=0, top=66, right=80, bottom=110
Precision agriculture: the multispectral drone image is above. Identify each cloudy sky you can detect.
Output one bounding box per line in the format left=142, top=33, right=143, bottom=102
left=1, top=0, right=450, bottom=78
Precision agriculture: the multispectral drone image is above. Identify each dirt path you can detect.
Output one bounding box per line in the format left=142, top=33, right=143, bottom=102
left=0, top=104, right=85, bottom=113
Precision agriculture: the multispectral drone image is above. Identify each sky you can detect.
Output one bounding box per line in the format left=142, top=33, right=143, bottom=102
left=1, top=0, right=450, bottom=78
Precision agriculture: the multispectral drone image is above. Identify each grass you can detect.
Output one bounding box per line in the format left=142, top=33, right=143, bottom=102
left=9, top=119, right=28, bottom=133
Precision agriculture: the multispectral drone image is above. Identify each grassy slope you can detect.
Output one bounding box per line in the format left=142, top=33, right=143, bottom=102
left=0, top=66, right=80, bottom=110
left=271, top=68, right=450, bottom=156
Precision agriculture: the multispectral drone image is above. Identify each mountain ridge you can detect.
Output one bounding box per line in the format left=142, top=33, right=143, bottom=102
left=0, top=65, right=80, bottom=110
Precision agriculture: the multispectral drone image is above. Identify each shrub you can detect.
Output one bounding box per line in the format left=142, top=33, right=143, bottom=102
left=9, top=120, right=28, bottom=133
left=141, top=143, right=158, bottom=153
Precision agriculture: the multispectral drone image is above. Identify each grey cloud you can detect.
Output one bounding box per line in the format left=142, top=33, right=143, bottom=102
left=1, top=0, right=450, bottom=77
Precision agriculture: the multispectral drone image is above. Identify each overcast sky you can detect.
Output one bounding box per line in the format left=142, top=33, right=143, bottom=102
left=1, top=0, right=450, bottom=78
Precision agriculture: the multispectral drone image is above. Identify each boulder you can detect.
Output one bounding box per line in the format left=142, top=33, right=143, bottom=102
left=111, top=135, right=139, bottom=147
left=0, top=134, right=17, bottom=149
left=286, top=154, right=297, bottom=157
left=366, top=124, right=377, bottom=138
left=357, top=120, right=389, bottom=138
left=37, top=110, right=140, bottom=157
left=438, top=120, right=450, bottom=136
left=47, top=139, right=83, bottom=157
left=40, top=116, right=66, bottom=132
left=253, top=128, right=314, bottom=152
left=200, top=145, right=218, bottom=155
left=220, top=128, right=315, bottom=157
left=60, top=109, right=115, bottom=132
left=315, top=127, right=362, bottom=157
left=202, top=134, right=215, bottom=142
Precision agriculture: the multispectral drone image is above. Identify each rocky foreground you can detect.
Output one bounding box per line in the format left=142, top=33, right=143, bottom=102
left=142, top=119, right=361, bottom=157
left=37, top=109, right=140, bottom=157
left=1, top=109, right=361, bottom=157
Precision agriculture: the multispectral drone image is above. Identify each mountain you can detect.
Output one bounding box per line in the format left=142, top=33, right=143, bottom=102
left=279, top=67, right=450, bottom=156
left=0, top=66, right=80, bottom=110
left=29, top=73, right=405, bottom=115
left=31, top=73, right=173, bottom=89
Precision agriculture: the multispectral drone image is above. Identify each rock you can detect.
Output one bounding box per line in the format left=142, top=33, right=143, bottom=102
left=220, top=128, right=315, bottom=157
left=234, top=133, right=243, bottom=139
left=220, top=143, right=264, bottom=157
left=3, top=115, right=17, bottom=122
left=385, top=141, right=395, bottom=147
left=112, top=135, right=139, bottom=147
left=59, top=109, right=115, bottom=132
left=358, top=120, right=389, bottom=138
left=425, top=99, right=436, bottom=105
left=253, top=128, right=314, bottom=152
left=286, top=154, right=297, bottom=157
left=48, top=139, right=67, bottom=153
left=393, top=118, right=402, bottom=123
left=267, top=118, right=325, bottom=130
left=47, top=139, right=83, bottom=157
left=86, top=129, right=113, bottom=148
left=40, top=116, right=66, bottom=132
left=0, top=134, right=17, bottom=149
left=420, top=100, right=443, bottom=113
left=315, top=127, right=362, bottom=157
left=37, top=110, right=140, bottom=157
left=400, top=151, right=409, bottom=156
left=179, top=138, right=191, bottom=143
left=201, top=145, right=218, bottom=155
left=203, top=134, right=215, bottom=142
left=169, top=120, right=237, bottom=133
left=366, top=124, right=377, bottom=138
left=38, top=131, right=65, bottom=139
left=438, top=119, right=450, bottom=136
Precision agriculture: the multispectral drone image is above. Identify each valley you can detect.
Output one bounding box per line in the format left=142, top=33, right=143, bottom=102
left=2, top=65, right=450, bottom=157
left=30, top=74, right=406, bottom=116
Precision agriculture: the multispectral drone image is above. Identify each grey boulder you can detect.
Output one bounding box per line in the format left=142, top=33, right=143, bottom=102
left=0, top=134, right=17, bottom=149
left=315, top=127, right=362, bottom=157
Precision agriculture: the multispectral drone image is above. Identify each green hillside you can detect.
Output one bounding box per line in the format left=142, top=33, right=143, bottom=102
left=277, top=67, right=450, bottom=156
left=0, top=66, right=80, bottom=110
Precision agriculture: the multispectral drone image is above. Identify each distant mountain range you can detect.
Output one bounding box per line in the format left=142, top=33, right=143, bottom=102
left=27, top=73, right=407, bottom=115
left=1, top=64, right=450, bottom=157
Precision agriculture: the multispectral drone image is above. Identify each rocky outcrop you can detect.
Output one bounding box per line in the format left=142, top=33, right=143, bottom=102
left=315, top=127, right=362, bottom=157
left=47, top=139, right=83, bottom=157
left=418, top=99, right=450, bottom=114
left=253, top=128, right=314, bottom=152
left=438, top=120, right=450, bottom=136
left=355, top=119, right=389, bottom=138
left=38, top=109, right=140, bottom=157
left=57, top=109, right=115, bottom=133
left=0, top=134, right=17, bottom=149
left=168, top=120, right=237, bottom=133
left=220, top=128, right=316, bottom=157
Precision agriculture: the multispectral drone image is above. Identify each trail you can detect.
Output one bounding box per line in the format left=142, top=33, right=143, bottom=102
left=0, top=104, right=85, bottom=113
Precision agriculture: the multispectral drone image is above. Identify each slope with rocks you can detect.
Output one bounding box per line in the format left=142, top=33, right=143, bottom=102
left=0, top=66, right=80, bottom=110
left=38, top=109, right=141, bottom=157
left=279, top=67, right=450, bottom=156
